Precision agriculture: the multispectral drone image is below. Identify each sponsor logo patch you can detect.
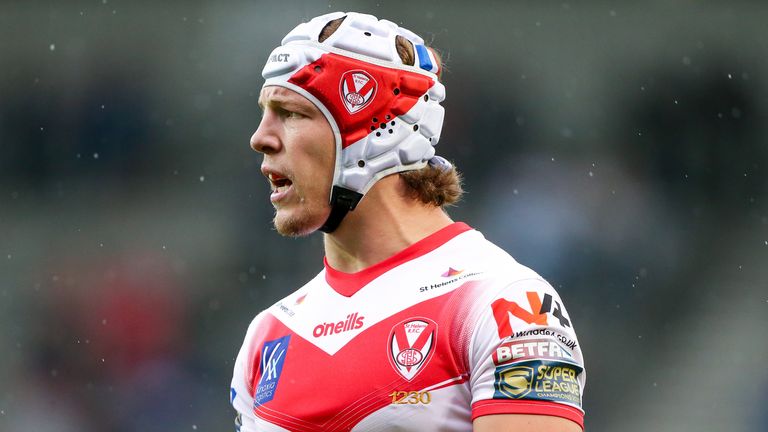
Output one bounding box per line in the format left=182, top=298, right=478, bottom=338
left=253, top=335, right=290, bottom=407
left=441, top=267, right=464, bottom=277
left=388, top=317, right=437, bottom=381
left=418, top=271, right=482, bottom=293
left=340, top=70, right=377, bottom=114
left=312, top=313, right=364, bottom=338
left=493, top=338, right=575, bottom=366
left=494, top=359, right=582, bottom=407
left=491, top=291, right=572, bottom=338
left=268, top=53, right=290, bottom=63
left=294, top=293, right=306, bottom=305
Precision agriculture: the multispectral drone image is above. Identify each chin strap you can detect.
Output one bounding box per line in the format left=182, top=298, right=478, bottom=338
left=319, top=186, right=364, bottom=233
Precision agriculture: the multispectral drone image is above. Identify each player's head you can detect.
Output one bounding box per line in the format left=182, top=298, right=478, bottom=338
left=252, top=12, right=461, bottom=235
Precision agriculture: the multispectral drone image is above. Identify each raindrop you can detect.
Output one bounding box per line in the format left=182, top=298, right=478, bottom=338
left=199, top=175, right=205, bottom=182
left=49, top=44, right=56, bottom=51
left=93, top=153, right=99, bottom=159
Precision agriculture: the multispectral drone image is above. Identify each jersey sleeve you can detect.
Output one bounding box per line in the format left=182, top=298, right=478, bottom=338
left=468, top=277, right=586, bottom=429
left=230, top=312, right=266, bottom=430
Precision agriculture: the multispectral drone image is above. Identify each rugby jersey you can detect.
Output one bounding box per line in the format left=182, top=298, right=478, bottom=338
left=231, top=222, right=585, bottom=431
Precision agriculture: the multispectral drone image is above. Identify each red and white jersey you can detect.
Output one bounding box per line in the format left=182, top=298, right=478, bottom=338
left=230, top=223, right=585, bottom=431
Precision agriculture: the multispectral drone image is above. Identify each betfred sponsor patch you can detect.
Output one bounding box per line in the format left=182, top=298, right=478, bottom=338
left=493, top=338, right=574, bottom=366
left=494, top=359, right=582, bottom=407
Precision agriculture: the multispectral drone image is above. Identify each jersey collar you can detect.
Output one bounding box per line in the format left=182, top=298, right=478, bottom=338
left=323, top=222, right=473, bottom=297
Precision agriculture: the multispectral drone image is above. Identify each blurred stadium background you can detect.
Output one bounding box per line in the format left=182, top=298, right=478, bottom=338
left=1, top=1, right=767, bottom=431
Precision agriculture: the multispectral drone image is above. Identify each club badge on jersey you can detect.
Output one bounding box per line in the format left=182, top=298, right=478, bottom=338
left=261, top=12, right=447, bottom=232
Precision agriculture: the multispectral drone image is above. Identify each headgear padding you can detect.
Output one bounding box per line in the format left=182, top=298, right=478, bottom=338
left=261, top=12, right=446, bottom=232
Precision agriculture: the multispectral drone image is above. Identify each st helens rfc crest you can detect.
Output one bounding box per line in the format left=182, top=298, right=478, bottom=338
left=340, top=70, right=377, bottom=114
left=388, top=317, right=437, bottom=381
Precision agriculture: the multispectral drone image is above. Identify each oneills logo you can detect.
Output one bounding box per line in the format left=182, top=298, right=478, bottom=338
left=388, top=317, right=437, bottom=381
left=312, top=313, right=364, bottom=338
left=340, top=70, right=377, bottom=114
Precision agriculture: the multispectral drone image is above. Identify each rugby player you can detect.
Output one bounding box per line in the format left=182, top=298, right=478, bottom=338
left=231, top=12, right=585, bottom=431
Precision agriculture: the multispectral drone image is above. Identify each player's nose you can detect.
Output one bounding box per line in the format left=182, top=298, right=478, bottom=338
left=250, top=113, right=281, bottom=155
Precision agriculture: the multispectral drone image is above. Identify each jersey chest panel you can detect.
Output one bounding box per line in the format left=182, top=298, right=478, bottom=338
left=243, top=280, right=488, bottom=432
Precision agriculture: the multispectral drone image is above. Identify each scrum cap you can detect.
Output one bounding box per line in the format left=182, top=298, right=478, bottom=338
left=261, top=12, right=447, bottom=232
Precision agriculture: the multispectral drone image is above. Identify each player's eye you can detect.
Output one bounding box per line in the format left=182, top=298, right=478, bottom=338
left=284, top=110, right=303, bottom=119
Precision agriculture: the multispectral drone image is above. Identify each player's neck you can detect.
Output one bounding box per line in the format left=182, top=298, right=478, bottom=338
left=323, top=176, right=453, bottom=274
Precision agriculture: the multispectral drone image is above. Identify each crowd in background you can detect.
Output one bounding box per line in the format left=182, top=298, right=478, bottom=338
left=1, top=2, right=767, bottom=431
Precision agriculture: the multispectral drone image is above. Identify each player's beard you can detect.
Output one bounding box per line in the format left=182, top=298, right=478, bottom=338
left=273, top=195, right=329, bottom=237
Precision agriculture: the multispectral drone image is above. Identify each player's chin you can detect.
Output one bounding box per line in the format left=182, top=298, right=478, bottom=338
left=273, top=206, right=329, bottom=237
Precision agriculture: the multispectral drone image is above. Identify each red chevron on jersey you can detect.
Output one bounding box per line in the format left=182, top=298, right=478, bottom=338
left=243, top=287, right=475, bottom=432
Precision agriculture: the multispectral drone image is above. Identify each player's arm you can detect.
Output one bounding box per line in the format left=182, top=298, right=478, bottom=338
left=468, top=278, right=586, bottom=430
left=474, top=413, right=582, bottom=432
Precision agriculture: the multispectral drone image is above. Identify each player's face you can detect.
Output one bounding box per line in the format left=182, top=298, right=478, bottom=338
left=251, top=86, right=335, bottom=236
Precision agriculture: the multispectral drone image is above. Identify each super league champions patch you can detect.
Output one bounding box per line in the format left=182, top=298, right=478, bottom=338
left=388, top=317, right=437, bottom=381
left=254, top=335, right=290, bottom=407
left=493, top=359, right=583, bottom=407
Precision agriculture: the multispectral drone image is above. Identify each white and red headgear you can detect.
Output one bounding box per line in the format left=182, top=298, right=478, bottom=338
left=261, top=12, right=447, bottom=232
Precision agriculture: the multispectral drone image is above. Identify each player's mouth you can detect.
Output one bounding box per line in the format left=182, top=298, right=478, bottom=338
left=268, top=172, right=293, bottom=203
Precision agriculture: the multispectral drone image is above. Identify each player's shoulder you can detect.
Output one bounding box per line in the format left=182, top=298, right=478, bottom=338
left=460, top=227, right=544, bottom=284
left=245, top=271, right=325, bottom=329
